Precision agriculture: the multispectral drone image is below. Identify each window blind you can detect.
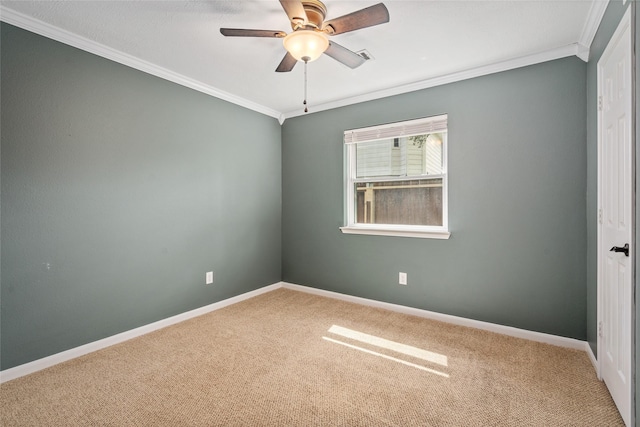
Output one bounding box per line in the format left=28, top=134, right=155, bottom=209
left=344, top=114, right=448, bottom=144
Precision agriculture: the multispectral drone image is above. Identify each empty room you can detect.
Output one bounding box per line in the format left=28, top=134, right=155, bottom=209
left=1, top=0, right=639, bottom=425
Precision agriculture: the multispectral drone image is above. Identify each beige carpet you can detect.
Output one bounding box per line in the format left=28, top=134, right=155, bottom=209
left=1, top=288, right=623, bottom=426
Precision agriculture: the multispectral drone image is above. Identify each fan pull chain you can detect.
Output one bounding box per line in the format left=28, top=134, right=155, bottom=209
left=303, top=57, right=309, bottom=113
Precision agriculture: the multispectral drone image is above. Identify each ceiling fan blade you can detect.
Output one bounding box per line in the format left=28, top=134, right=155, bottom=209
left=276, top=52, right=298, bottom=72
left=220, top=28, right=286, bottom=38
left=323, top=3, right=389, bottom=35
left=324, top=41, right=366, bottom=69
left=279, top=0, right=308, bottom=25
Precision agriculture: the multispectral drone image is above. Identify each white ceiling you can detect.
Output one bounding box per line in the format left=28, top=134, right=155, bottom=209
left=0, top=1, right=605, bottom=121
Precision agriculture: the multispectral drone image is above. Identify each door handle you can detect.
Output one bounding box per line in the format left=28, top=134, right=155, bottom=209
left=610, top=243, right=630, bottom=257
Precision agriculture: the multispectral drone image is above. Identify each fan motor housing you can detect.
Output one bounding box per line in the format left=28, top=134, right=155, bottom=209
left=292, top=0, right=327, bottom=30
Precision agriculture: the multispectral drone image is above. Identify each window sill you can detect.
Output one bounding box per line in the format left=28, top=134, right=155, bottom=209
left=339, top=226, right=451, bottom=240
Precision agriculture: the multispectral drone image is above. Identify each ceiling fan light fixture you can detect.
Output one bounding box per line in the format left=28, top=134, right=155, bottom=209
left=283, top=30, right=329, bottom=62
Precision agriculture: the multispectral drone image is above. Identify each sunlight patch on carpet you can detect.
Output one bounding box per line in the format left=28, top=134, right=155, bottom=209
left=327, top=324, right=448, bottom=366
left=322, top=335, right=450, bottom=378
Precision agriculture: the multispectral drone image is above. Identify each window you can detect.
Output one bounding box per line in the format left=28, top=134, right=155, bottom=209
left=341, top=115, right=450, bottom=239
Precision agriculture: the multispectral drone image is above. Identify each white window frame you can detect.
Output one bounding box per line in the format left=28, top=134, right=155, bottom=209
left=340, top=115, right=450, bottom=239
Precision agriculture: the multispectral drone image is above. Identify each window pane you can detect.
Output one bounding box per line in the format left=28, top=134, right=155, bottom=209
left=355, top=178, right=443, bottom=226
left=355, top=133, right=444, bottom=178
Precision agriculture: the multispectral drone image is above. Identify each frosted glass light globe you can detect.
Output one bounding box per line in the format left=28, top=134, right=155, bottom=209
left=283, top=30, right=329, bottom=62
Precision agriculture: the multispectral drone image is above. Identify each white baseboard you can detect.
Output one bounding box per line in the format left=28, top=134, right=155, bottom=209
left=281, top=282, right=587, bottom=351
left=0, top=282, right=284, bottom=383
left=1, top=280, right=592, bottom=383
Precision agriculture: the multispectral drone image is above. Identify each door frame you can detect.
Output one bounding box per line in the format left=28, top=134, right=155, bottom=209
left=596, top=5, right=635, bottom=426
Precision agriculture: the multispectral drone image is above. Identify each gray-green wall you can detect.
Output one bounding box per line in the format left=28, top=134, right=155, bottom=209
left=585, top=0, right=631, bottom=359
left=0, top=23, right=282, bottom=370
left=282, top=57, right=587, bottom=340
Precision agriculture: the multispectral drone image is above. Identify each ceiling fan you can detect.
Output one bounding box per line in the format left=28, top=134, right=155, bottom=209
left=220, top=0, right=390, bottom=72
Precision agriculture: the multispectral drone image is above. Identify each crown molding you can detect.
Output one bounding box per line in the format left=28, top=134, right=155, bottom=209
left=0, top=6, right=281, bottom=120
left=282, top=43, right=583, bottom=120
left=575, top=43, right=590, bottom=62
left=578, top=0, right=611, bottom=61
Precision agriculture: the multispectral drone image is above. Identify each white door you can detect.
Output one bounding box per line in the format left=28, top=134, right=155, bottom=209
left=597, top=7, right=633, bottom=427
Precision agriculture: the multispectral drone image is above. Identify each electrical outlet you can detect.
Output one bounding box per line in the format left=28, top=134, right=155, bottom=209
left=205, top=271, right=214, bottom=285
left=399, top=272, right=407, bottom=285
